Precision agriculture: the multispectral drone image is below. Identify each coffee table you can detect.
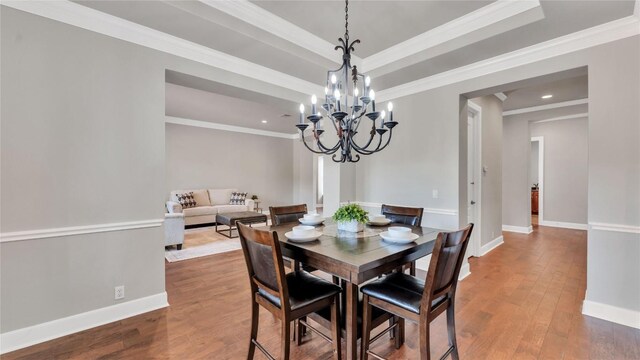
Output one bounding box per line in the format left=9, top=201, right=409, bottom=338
left=215, top=211, right=268, bottom=238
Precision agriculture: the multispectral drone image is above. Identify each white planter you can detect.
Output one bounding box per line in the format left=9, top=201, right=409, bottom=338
left=337, top=220, right=364, bottom=233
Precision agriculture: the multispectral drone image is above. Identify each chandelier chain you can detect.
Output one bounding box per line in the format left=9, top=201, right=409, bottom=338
left=344, top=0, right=349, bottom=41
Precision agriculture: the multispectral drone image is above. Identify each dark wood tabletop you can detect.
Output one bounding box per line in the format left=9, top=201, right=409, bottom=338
left=266, top=221, right=439, bottom=285
left=261, top=220, right=442, bottom=360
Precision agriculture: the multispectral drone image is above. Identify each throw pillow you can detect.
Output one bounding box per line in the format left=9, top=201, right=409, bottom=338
left=176, top=192, right=197, bottom=208
left=229, top=192, right=247, bottom=205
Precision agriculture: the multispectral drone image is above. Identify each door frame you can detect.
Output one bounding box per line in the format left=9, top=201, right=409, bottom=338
left=531, top=136, right=544, bottom=224
left=468, top=101, right=482, bottom=257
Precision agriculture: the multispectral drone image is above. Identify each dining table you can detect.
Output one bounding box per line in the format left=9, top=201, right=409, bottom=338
left=263, top=220, right=442, bottom=360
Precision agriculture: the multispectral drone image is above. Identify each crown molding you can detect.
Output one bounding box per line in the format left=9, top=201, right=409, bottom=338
left=198, top=0, right=360, bottom=68
left=494, top=92, right=508, bottom=102
left=1, top=0, right=323, bottom=98
left=362, top=0, right=543, bottom=76
left=503, top=98, right=589, bottom=116
left=166, top=116, right=298, bottom=140
left=376, top=16, right=640, bottom=102
left=531, top=112, right=588, bottom=124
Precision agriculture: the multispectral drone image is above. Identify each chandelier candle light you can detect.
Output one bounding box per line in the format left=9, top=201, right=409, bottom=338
left=296, top=0, right=398, bottom=163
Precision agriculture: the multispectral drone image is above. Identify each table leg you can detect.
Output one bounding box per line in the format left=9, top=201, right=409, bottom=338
left=345, top=281, right=358, bottom=360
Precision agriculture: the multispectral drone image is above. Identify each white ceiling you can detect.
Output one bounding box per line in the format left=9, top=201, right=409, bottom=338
left=69, top=0, right=636, bottom=131
left=503, top=74, right=588, bottom=111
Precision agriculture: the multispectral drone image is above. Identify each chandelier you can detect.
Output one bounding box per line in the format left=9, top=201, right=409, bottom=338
left=295, top=0, right=397, bottom=163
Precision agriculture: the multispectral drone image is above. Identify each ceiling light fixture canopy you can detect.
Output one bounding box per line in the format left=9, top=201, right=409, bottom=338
left=296, top=0, right=398, bottom=163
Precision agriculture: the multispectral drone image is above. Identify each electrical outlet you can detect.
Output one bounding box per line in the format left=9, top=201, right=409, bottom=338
left=432, top=189, right=439, bottom=199
left=114, top=285, right=125, bottom=300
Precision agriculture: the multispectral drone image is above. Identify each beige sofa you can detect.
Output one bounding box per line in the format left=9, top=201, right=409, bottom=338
left=166, top=188, right=256, bottom=226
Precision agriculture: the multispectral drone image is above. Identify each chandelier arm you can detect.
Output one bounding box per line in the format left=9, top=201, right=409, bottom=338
left=316, top=134, right=341, bottom=154
left=350, top=128, right=376, bottom=151
left=299, top=132, right=331, bottom=154
left=374, top=129, right=394, bottom=152
left=350, top=131, right=381, bottom=155
left=352, top=133, right=383, bottom=155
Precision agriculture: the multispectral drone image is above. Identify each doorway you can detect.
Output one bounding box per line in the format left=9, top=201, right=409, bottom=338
left=530, top=136, right=544, bottom=225
left=467, top=101, right=482, bottom=258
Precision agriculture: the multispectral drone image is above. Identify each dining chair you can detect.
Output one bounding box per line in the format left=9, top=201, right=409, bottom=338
left=237, top=222, right=342, bottom=360
left=381, top=204, right=424, bottom=276
left=269, top=204, right=308, bottom=225
left=360, top=224, right=474, bottom=360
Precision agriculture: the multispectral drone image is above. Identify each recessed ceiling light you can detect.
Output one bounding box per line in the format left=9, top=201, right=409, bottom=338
left=261, top=120, right=268, bottom=124
left=541, top=94, right=553, bottom=99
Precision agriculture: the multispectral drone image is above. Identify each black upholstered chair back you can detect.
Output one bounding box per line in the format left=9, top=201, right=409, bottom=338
left=269, top=204, right=308, bottom=225
left=238, top=223, right=289, bottom=308
left=381, top=204, right=424, bottom=226
left=422, top=224, right=473, bottom=306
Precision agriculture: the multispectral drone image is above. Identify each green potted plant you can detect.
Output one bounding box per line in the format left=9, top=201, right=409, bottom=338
left=333, top=203, right=368, bottom=232
left=251, top=195, right=258, bottom=201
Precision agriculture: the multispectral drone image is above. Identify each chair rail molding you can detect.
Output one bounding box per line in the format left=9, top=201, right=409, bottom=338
left=0, top=219, right=164, bottom=243
left=0, top=292, right=169, bottom=354
left=344, top=202, right=458, bottom=217
left=589, top=222, right=640, bottom=234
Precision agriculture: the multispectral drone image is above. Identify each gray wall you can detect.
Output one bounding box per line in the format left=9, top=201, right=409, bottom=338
left=586, top=37, right=640, bottom=312
left=502, top=117, right=531, bottom=228
left=1, top=8, right=166, bottom=332
left=531, top=117, right=588, bottom=224
left=165, top=123, right=294, bottom=208
left=292, top=139, right=315, bottom=208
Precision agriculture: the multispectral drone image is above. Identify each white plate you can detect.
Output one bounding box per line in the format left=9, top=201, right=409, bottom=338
left=298, top=218, right=324, bottom=226
left=285, top=230, right=323, bottom=243
left=367, top=218, right=392, bottom=226
left=379, top=231, right=419, bottom=244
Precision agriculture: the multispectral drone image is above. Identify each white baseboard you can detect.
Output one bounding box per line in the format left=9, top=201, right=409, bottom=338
left=458, top=262, right=471, bottom=280
left=0, top=292, right=169, bottom=354
left=582, top=299, right=640, bottom=329
left=480, top=235, right=504, bottom=256
left=502, top=224, right=533, bottom=234
left=539, top=220, right=588, bottom=230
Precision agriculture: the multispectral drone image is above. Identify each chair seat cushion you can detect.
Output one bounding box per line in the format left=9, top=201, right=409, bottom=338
left=258, top=271, right=341, bottom=311
left=361, top=272, right=446, bottom=314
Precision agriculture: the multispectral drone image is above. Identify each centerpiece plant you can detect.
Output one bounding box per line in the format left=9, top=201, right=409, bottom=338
left=333, top=203, right=368, bottom=232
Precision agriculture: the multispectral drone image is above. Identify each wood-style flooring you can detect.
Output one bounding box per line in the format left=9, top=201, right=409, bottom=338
left=3, top=225, right=640, bottom=359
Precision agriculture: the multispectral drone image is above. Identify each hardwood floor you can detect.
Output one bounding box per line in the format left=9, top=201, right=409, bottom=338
left=4, top=226, right=640, bottom=359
